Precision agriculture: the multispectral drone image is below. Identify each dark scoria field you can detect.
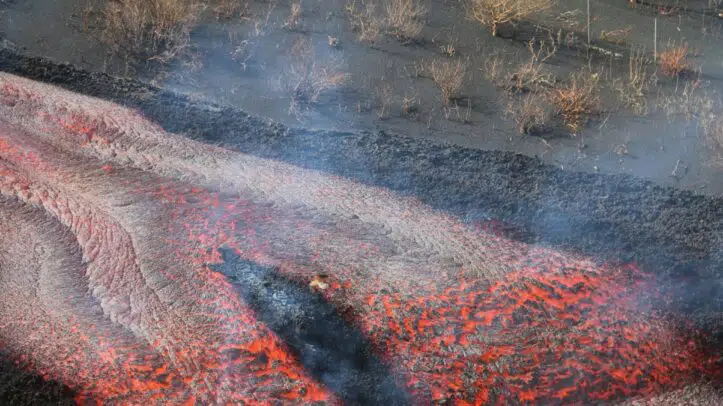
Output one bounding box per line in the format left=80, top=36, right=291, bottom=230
left=0, top=47, right=721, bottom=404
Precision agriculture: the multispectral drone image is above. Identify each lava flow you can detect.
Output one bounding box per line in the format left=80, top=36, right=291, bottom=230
left=0, top=72, right=720, bottom=405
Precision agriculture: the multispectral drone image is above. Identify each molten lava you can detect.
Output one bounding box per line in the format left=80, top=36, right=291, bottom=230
left=0, top=73, right=719, bottom=404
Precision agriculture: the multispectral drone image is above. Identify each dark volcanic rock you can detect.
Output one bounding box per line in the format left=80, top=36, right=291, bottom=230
left=0, top=356, right=76, bottom=405
left=210, top=247, right=411, bottom=406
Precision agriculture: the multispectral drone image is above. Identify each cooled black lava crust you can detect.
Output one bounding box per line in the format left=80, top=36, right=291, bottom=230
left=0, top=355, right=76, bottom=405
left=210, top=247, right=411, bottom=405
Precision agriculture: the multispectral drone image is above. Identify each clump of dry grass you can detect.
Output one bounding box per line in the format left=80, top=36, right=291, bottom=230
left=345, top=0, right=427, bottom=44
left=468, top=0, right=553, bottom=37
left=658, top=40, right=693, bottom=77
left=281, top=37, right=348, bottom=115
left=506, top=92, right=552, bottom=135
left=548, top=68, right=601, bottom=134
left=429, top=58, right=468, bottom=106
left=101, top=0, right=203, bottom=66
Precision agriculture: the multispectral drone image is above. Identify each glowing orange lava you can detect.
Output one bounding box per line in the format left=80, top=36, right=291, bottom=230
left=0, top=75, right=719, bottom=405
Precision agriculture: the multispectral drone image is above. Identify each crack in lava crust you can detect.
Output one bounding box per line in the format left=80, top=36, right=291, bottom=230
left=0, top=73, right=720, bottom=404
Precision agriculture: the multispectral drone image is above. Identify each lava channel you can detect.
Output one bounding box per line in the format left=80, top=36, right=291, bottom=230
left=0, top=73, right=719, bottom=405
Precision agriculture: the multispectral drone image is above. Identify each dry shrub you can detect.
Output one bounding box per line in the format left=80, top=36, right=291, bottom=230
left=506, top=92, right=552, bottom=135
left=284, top=1, right=302, bottom=29
left=482, top=52, right=505, bottom=84
left=282, top=38, right=348, bottom=112
left=468, top=0, right=553, bottom=37
left=346, top=1, right=383, bottom=43
left=212, top=0, right=250, bottom=20
left=509, top=61, right=553, bottom=94
left=507, top=35, right=556, bottom=94
left=345, top=0, right=427, bottom=44
left=402, top=91, right=420, bottom=116
left=383, top=0, right=428, bottom=43
left=548, top=69, right=601, bottom=134
left=615, top=47, right=654, bottom=115
left=81, top=0, right=101, bottom=33
left=102, top=0, right=203, bottom=66
left=440, top=43, right=456, bottom=57
left=429, top=58, right=468, bottom=106
left=658, top=41, right=693, bottom=77
left=374, top=83, right=395, bottom=118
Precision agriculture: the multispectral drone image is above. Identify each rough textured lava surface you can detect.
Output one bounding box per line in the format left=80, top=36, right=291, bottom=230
left=0, top=68, right=721, bottom=405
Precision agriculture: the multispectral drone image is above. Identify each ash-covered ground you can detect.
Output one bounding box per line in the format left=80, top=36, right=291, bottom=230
left=3, top=0, right=723, bottom=194
left=0, top=356, right=76, bottom=405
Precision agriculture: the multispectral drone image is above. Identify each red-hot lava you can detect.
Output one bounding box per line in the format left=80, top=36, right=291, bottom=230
left=0, top=73, right=719, bottom=404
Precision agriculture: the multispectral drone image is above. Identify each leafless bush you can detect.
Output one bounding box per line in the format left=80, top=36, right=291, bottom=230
left=81, top=0, right=100, bottom=33
left=212, top=0, right=250, bottom=20
left=402, top=91, right=420, bottom=116
left=506, top=93, right=552, bottom=135
left=655, top=73, right=709, bottom=121
left=345, top=0, right=427, bottom=43
left=345, top=1, right=382, bottom=43
left=482, top=52, right=505, bottom=84
left=284, top=1, right=302, bottom=29
left=468, top=0, right=553, bottom=37
left=548, top=68, right=601, bottom=134
left=101, top=0, right=203, bottom=67
left=658, top=40, right=693, bottom=77
left=281, top=38, right=348, bottom=113
left=383, top=0, right=428, bottom=43
left=615, top=47, right=654, bottom=115
left=230, top=39, right=254, bottom=70
left=429, top=58, right=468, bottom=106
left=440, top=43, right=456, bottom=57
left=374, top=83, right=395, bottom=118
left=507, top=36, right=556, bottom=94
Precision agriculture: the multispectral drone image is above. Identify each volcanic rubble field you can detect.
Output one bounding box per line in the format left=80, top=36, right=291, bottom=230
left=0, top=44, right=722, bottom=404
